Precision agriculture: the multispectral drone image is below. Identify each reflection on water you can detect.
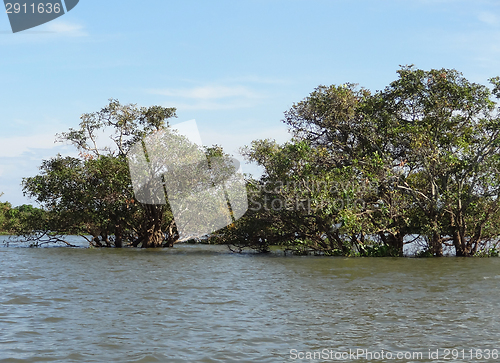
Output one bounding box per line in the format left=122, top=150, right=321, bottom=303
left=1, top=236, right=500, bottom=362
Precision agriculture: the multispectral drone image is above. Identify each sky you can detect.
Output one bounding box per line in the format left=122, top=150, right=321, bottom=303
left=1, top=0, right=500, bottom=206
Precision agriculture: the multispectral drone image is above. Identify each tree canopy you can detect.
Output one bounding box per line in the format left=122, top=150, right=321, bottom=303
left=22, top=100, right=180, bottom=247
left=225, top=66, right=500, bottom=256
left=21, top=99, right=242, bottom=248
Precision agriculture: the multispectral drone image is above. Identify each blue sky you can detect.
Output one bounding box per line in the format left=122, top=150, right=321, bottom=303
left=1, top=0, right=500, bottom=206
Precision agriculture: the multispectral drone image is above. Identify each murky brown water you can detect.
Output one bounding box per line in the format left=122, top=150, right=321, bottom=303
left=1, top=236, right=500, bottom=362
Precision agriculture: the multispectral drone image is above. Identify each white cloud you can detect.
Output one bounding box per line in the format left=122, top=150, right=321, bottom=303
left=221, top=75, right=291, bottom=85
left=149, top=85, right=265, bottom=111
left=0, top=133, right=58, bottom=158
left=478, top=11, right=499, bottom=26
left=44, top=20, right=88, bottom=36
left=0, top=20, right=88, bottom=45
left=166, top=100, right=257, bottom=111
left=150, top=85, right=260, bottom=100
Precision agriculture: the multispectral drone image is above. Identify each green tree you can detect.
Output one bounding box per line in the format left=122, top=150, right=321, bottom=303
left=237, top=66, right=500, bottom=257
left=22, top=99, right=179, bottom=248
left=376, top=66, right=500, bottom=256
left=282, top=83, right=411, bottom=255
left=0, top=201, right=49, bottom=244
left=22, top=155, right=143, bottom=247
left=217, top=138, right=374, bottom=255
left=0, top=200, right=13, bottom=233
left=22, top=99, right=241, bottom=248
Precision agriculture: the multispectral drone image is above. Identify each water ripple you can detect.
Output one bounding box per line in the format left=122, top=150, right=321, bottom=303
left=1, top=242, right=500, bottom=362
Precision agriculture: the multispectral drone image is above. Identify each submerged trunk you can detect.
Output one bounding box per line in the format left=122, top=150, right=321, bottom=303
left=142, top=227, right=164, bottom=248
left=137, top=204, right=180, bottom=248
left=140, top=205, right=165, bottom=248
left=452, top=227, right=469, bottom=257
left=430, top=231, right=443, bottom=257
left=326, top=230, right=349, bottom=255
left=130, top=205, right=179, bottom=248
left=114, top=223, right=123, bottom=248
left=164, top=219, right=179, bottom=247
left=387, top=232, right=404, bottom=256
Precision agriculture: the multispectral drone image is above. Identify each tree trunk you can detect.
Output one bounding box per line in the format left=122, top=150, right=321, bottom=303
left=142, top=227, right=164, bottom=248
left=430, top=231, right=443, bottom=257
left=386, top=232, right=404, bottom=256
left=140, top=204, right=165, bottom=248
left=164, top=219, right=179, bottom=247
left=326, top=230, right=349, bottom=255
left=114, top=223, right=123, bottom=248
left=453, top=229, right=465, bottom=256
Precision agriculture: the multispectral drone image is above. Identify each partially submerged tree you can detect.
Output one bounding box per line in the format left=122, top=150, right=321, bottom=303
left=22, top=154, right=143, bottom=247
left=234, top=66, right=500, bottom=256
left=0, top=201, right=48, bottom=241
left=279, top=83, right=410, bottom=255
left=22, top=99, right=243, bottom=248
left=376, top=66, right=500, bottom=256
left=22, top=100, right=180, bottom=247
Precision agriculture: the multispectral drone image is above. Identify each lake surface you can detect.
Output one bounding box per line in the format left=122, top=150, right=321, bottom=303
left=1, top=236, right=500, bottom=362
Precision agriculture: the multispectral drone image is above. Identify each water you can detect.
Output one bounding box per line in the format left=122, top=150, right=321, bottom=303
left=1, top=236, right=500, bottom=362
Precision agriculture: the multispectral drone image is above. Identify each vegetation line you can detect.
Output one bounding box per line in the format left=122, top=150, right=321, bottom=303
left=3, top=66, right=500, bottom=257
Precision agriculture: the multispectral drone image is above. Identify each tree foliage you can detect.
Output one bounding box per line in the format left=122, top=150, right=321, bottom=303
left=21, top=99, right=241, bottom=248
left=22, top=100, right=179, bottom=247
left=228, top=66, right=500, bottom=256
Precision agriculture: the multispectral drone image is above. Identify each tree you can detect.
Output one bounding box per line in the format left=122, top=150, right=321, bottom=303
left=375, top=66, right=500, bottom=256
left=282, top=83, right=410, bottom=255
left=22, top=99, right=179, bottom=247
left=22, top=99, right=242, bottom=248
left=237, top=66, right=500, bottom=256
left=216, top=138, right=375, bottom=256
left=22, top=154, right=143, bottom=247
left=0, top=199, right=10, bottom=232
